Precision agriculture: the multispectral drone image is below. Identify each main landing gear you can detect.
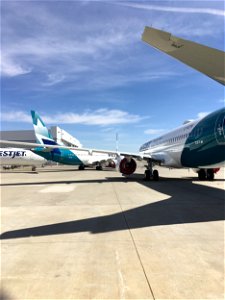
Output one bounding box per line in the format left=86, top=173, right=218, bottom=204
left=144, top=159, right=159, bottom=181
left=198, top=169, right=214, bottom=181
left=96, top=165, right=103, bottom=171
left=79, top=164, right=103, bottom=171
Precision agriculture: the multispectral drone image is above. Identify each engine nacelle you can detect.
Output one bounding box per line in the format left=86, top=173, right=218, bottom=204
left=213, top=168, right=220, bottom=173
left=119, top=157, right=136, bottom=175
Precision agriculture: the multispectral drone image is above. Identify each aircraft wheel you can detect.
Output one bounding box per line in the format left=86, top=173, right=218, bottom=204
left=153, top=170, right=159, bottom=181
left=206, top=169, right=214, bottom=181
left=96, top=165, right=102, bottom=170
left=144, top=169, right=151, bottom=180
left=79, top=165, right=85, bottom=170
left=198, top=169, right=206, bottom=180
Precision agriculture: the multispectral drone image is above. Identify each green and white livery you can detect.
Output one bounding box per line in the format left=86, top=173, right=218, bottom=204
left=31, top=111, right=117, bottom=170
left=139, top=108, right=225, bottom=180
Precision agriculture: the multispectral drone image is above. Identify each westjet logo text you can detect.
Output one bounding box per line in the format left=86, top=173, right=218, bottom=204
left=0, top=151, right=26, bottom=158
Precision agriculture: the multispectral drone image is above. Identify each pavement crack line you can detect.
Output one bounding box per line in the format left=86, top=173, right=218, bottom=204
left=111, top=182, right=155, bottom=300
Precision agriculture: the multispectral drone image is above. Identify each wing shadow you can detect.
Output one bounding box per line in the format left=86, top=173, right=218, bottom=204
left=1, top=175, right=224, bottom=240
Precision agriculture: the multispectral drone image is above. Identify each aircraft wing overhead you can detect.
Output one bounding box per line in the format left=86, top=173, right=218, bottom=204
left=0, top=140, right=152, bottom=160
left=0, top=140, right=41, bottom=149
left=142, top=26, right=225, bottom=85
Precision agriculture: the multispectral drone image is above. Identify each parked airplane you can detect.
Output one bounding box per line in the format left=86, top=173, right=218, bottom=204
left=2, top=106, right=224, bottom=180
left=1, top=27, right=224, bottom=180
left=138, top=108, right=224, bottom=180
left=30, top=110, right=117, bottom=170
left=0, top=148, right=46, bottom=171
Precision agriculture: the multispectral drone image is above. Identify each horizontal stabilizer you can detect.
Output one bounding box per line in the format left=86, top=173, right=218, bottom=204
left=142, top=27, right=225, bottom=85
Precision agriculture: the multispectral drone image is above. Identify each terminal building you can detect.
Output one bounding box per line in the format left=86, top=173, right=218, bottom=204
left=0, top=126, right=82, bottom=148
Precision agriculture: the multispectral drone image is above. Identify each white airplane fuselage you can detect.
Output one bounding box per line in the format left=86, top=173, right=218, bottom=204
left=70, top=150, right=116, bottom=166
left=31, top=110, right=117, bottom=169
left=0, top=148, right=46, bottom=167
left=33, top=146, right=117, bottom=167
left=139, top=108, right=225, bottom=169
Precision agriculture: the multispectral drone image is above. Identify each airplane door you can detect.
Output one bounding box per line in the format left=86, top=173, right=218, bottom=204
left=215, top=112, right=225, bottom=144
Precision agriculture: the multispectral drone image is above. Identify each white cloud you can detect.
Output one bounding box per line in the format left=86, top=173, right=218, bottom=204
left=1, top=109, right=146, bottom=126
left=1, top=56, right=31, bottom=77
left=1, top=111, right=31, bottom=122
left=1, top=2, right=138, bottom=80
left=44, top=73, right=66, bottom=86
left=197, top=112, right=209, bottom=119
left=119, top=3, right=225, bottom=17
left=44, top=109, right=146, bottom=125
left=1, top=0, right=223, bottom=92
left=1, top=25, right=138, bottom=85
left=144, top=128, right=165, bottom=135
left=87, top=71, right=177, bottom=90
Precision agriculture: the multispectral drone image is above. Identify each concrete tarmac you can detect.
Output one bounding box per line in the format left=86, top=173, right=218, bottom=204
left=1, top=165, right=224, bottom=299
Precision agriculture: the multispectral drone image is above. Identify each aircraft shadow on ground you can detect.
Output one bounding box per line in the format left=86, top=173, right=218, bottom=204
left=1, top=175, right=224, bottom=240
left=39, top=168, right=117, bottom=173
left=0, top=168, right=116, bottom=174
left=0, top=171, right=39, bottom=175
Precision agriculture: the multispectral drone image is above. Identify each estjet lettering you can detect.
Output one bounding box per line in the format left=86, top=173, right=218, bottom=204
left=0, top=151, right=26, bottom=158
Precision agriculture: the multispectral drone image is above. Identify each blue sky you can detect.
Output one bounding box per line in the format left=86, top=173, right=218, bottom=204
left=1, top=0, right=224, bottom=152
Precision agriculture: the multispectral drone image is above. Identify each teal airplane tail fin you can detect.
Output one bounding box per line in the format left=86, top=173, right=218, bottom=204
left=31, top=111, right=57, bottom=145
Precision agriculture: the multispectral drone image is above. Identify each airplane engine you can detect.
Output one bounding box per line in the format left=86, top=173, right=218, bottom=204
left=119, top=157, right=136, bottom=175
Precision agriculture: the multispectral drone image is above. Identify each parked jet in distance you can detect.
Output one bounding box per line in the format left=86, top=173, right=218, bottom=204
left=0, top=148, right=46, bottom=171
left=31, top=110, right=117, bottom=170
left=1, top=27, right=224, bottom=180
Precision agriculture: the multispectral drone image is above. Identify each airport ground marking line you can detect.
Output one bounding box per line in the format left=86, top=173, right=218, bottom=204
left=111, top=181, right=155, bottom=300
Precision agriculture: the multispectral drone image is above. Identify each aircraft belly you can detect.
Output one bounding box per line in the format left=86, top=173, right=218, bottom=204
left=150, top=144, right=183, bottom=168
left=0, top=157, right=43, bottom=165
left=82, top=154, right=111, bottom=165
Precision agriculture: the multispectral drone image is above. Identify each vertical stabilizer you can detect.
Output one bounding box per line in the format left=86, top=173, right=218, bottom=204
left=31, top=111, right=57, bottom=145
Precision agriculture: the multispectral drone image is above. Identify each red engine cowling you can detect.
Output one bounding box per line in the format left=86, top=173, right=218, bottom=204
left=119, top=158, right=136, bottom=175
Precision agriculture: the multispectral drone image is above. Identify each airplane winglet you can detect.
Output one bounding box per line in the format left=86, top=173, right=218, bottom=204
left=142, top=26, right=225, bottom=85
